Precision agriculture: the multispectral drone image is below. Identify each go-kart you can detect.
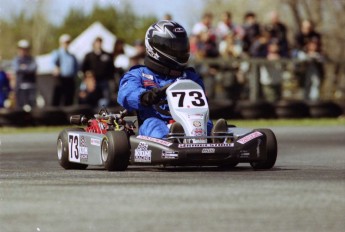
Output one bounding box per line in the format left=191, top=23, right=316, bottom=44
left=57, top=79, right=277, bottom=171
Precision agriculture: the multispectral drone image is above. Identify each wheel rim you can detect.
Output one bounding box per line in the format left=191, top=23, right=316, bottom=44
left=57, top=139, right=63, bottom=160
left=101, top=139, right=109, bottom=162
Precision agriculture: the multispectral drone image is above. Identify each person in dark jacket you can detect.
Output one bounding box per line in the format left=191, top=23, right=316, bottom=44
left=82, top=37, right=115, bottom=106
left=0, top=65, right=11, bottom=108
left=12, top=40, right=37, bottom=109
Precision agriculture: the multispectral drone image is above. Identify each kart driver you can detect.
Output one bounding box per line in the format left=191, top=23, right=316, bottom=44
left=118, top=20, right=220, bottom=139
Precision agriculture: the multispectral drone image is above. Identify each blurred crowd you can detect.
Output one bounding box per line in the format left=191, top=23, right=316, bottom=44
left=0, top=10, right=327, bottom=111
left=189, top=11, right=325, bottom=102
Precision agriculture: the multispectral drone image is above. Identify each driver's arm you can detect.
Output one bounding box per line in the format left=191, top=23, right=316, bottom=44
left=117, top=72, right=147, bottom=111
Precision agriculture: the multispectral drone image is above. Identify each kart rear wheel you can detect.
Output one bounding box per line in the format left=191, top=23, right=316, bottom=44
left=102, top=131, right=130, bottom=171
left=250, top=129, right=277, bottom=170
left=57, top=128, right=88, bottom=170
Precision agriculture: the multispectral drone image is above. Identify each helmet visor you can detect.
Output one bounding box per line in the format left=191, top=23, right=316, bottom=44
left=152, top=36, right=190, bottom=63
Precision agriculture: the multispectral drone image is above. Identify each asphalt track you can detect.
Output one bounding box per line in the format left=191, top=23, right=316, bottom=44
left=0, top=126, right=344, bottom=232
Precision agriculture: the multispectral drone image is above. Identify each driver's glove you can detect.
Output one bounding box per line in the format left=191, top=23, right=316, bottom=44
left=140, top=88, right=164, bottom=106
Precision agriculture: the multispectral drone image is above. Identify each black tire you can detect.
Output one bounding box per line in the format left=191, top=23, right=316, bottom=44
left=57, top=128, right=88, bottom=170
left=33, top=107, right=68, bottom=126
left=101, top=131, right=130, bottom=171
left=275, top=100, right=309, bottom=118
left=208, top=99, right=235, bottom=119
left=237, top=100, right=276, bottom=119
left=250, top=128, right=277, bottom=170
left=307, top=101, right=342, bottom=118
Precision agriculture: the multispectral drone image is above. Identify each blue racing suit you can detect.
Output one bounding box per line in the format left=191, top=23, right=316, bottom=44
left=118, top=65, right=213, bottom=138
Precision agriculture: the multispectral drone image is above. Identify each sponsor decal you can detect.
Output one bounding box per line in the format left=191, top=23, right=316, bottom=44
left=143, top=80, right=156, bottom=87
left=142, top=73, right=154, bottom=80
left=188, top=114, right=204, bottom=120
left=192, top=128, right=204, bottom=136
left=98, top=122, right=106, bottom=130
left=162, top=151, right=179, bottom=159
left=91, top=138, right=101, bottom=146
left=193, top=121, right=201, bottom=127
left=134, top=142, right=152, bottom=163
left=237, top=131, right=263, bottom=145
left=79, top=136, right=88, bottom=155
left=178, top=143, right=234, bottom=148
left=239, top=151, right=250, bottom=158
left=137, top=135, right=172, bottom=147
left=173, top=27, right=185, bottom=33
left=202, top=148, right=215, bottom=153
left=80, top=153, right=88, bottom=162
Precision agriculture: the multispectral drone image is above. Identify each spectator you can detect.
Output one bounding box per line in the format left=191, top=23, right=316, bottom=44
left=242, top=12, right=261, bottom=54
left=130, top=39, right=146, bottom=66
left=51, top=34, right=78, bottom=106
left=259, top=41, right=283, bottom=102
left=216, top=11, right=244, bottom=42
left=192, top=12, right=215, bottom=37
left=192, top=12, right=219, bottom=99
left=113, top=38, right=130, bottom=100
left=250, top=30, right=270, bottom=58
left=264, top=11, right=289, bottom=57
left=12, top=40, right=37, bottom=110
left=297, top=39, right=325, bottom=101
left=0, top=61, right=11, bottom=108
left=113, top=38, right=129, bottom=73
left=294, top=20, right=322, bottom=53
left=82, top=37, right=115, bottom=107
left=219, top=33, right=243, bottom=58
left=78, top=71, right=102, bottom=107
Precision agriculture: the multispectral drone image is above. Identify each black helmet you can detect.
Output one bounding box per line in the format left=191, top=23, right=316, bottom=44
left=145, top=20, right=190, bottom=77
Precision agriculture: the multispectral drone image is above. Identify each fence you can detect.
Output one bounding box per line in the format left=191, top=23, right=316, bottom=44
left=191, top=57, right=345, bottom=102
left=1, top=58, right=344, bottom=126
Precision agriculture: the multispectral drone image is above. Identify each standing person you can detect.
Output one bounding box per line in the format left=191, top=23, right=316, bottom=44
left=296, top=39, right=325, bottom=101
left=12, top=40, right=37, bottom=109
left=192, top=12, right=219, bottom=99
left=242, top=12, right=261, bottom=54
left=78, top=71, right=102, bottom=107
left=265, top=11, right=289, bottom=57
left=294, top=20, right=322, bottom=53
left=82, top=37, right=114, bottom=107
left=118, top=20, right=218, bottom=139
left=51, top=34, right=78, bottom=106
left=216, top=11, right=244, bottom=42
left=259, top=41, right=283, bottom=102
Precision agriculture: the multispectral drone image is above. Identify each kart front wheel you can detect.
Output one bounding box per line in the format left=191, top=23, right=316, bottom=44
left=57, top=128, right=88, bottom=170
left=101, top=131, right=130, bottom=171
left=250, top=129, right=277, bottom=170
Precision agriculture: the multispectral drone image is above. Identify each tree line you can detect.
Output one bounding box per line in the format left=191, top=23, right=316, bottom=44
left=0, top=4, right=157, bottom=60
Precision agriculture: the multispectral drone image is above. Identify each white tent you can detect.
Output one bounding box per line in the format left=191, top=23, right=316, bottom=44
left=36, top=21, right=136, bottom=75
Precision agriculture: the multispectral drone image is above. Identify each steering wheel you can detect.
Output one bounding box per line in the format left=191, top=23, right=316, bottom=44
left=153, top=83, right=172, bottom=116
